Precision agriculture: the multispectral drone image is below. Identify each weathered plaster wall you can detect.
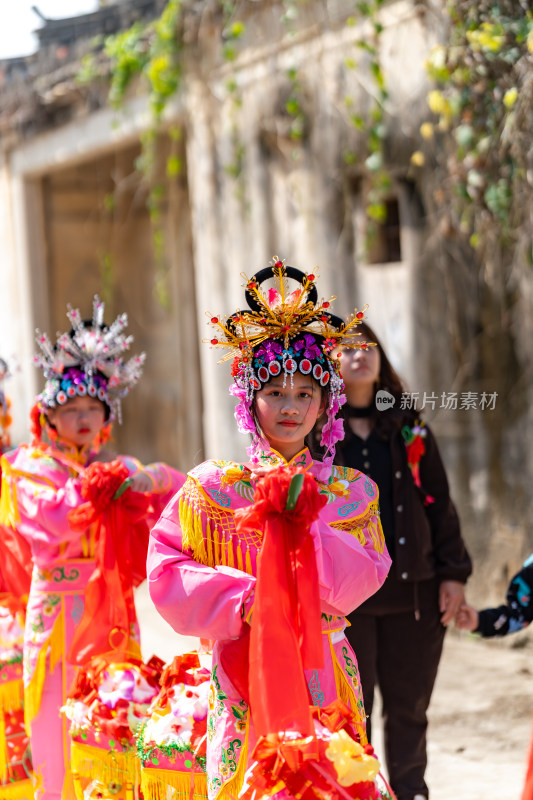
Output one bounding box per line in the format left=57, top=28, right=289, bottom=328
left=0, top=0, right=530, bottom=602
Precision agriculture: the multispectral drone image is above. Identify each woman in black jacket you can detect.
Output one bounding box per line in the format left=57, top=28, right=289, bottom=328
left=336, top=321, right=472, bottom=800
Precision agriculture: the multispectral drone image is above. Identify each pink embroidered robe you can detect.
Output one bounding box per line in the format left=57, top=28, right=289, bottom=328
left=147, top=447, right=391, bottom=800
left=0, top=440, right=184, bottom=800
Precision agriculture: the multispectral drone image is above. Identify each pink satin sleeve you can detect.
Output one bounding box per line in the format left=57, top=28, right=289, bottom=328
left=311, top=514, right=391, bottom=617
left=15, top=476, right=84, bottom=549
left=148, top=494, right=256, bottom=641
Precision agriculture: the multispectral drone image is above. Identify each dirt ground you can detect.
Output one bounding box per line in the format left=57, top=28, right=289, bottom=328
left=135, top=584, right=532, bottom=800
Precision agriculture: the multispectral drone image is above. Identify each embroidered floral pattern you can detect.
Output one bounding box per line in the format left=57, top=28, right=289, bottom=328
left=207, top=776, right=222, bottom=794
left=230, top=701, right=248, bottom=733
left=318, top=466, right=362, bottom=504
left=42, top=594, right=61, bottom=616
left=218, top=464, right=256, bottom=502
left=210, top=666, right=227, bottom=716
left=221, top=738, right=242, bottom=775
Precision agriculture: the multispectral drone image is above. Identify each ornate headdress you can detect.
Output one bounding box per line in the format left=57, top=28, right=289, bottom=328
left=207, top=257, right=373, bottom=475
left=0, top=358, right=12, bottom=452
left=33, top=296, right=145, bottom=424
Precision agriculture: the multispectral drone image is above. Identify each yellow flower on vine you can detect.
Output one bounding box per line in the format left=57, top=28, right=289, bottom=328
left=428, top=90, right=451, bottom=119
left=466, top=23, right=504, bottom=53
left=503, top=88, right=518, bottom=109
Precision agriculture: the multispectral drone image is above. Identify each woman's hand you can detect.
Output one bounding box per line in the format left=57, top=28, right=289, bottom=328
left=439, top=579, right=465, bottom=626
left=455, top=603, right=479, bottom=632
left=129, top=471, right=154, bottom=493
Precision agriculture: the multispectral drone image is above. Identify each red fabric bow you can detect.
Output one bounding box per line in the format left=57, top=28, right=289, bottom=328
left=67, top=461, right=153, bottom=665
left=241, top=701, right=380, bottom=800
left=233, top=466, right=327, bottom=738
left=311, top=700, right=361, bottom=739
left=242, top=731, right=378, bottom=800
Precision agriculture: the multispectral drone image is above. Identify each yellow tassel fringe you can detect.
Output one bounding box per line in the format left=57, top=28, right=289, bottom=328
left=329, top=638, right=367, bottom=746
left=24, top=610, right=65, bottom=733
left=0, top=711, right=6, bottom=785
left=0, top=460, right=19, bottom=529
left=0, top=681, right=23, bottom=716
left=178, top=489, right=255, bottom=576
left=0, top=778, right=34, bottom=800
left=141, top=767, right=207, bottom=800
left=71, top=741, right=137, bottom=788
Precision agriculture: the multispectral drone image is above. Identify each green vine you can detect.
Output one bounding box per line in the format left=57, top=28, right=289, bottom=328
left=98, top=0, right=185, bottom=307
left=285, top=67, right=307, bottom=145
left=420, top=1, right=533, bottom=253
left=105, top=0, right=183, bottom=117
left=343, top=0, right=390, bottom=245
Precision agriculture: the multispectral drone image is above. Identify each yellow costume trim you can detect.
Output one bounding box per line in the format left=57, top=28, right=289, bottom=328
left=0, top=459, right=19, bottom=528
left=0, top=679, right=23, bottom=715
left=213, top=718, right=249, bottom=800
left=24, top=609, right=65, bottom=733
left=178, top=477, right=261, bottom=575
left=140, top=766, right=207, bottom=800
left=0, top=778, right=34, bottom=800
left=328, top=635, right=367, bottom=745
left=329, top=500, right=385, bottom=554
left=70, top=742, right=137, bottom=800
left=0, top=710, right=6, bottom=784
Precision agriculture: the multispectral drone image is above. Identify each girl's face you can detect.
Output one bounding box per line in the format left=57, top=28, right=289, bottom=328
left=46, top=395, right=107, bottom=448
left=254, top=371, right=326, bottom=461
left=338, top=339, right=381, bottom=390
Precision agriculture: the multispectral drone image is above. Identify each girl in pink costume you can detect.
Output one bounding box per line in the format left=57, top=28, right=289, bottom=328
left=148, top=259, right=392, bottom=800
left=0, top=298, right=184, bottom=800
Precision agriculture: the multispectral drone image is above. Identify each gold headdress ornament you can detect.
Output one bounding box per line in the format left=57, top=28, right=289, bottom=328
left=206, top=256, right=371, bottom=363
left=205, top=256, right=374, bottom=474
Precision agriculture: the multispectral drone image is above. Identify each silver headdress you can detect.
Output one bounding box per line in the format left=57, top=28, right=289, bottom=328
left=33, top=296, right=145, bottom=423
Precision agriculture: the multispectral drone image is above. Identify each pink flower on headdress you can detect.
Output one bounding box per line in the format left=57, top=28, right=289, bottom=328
left=268, top=288, right=281, bottom=306
left=320, top=417, right=344, bottom=449
left=230, top=382, right=256, bottom=436
left=267, top=287, right=302, bottom=308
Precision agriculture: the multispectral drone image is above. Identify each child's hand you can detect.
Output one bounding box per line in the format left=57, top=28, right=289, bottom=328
left=455, top=603, right=479, bottom=631
left=129, top=471, right=154, bottom=493
left=248, top=464, right=279, bottom=480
